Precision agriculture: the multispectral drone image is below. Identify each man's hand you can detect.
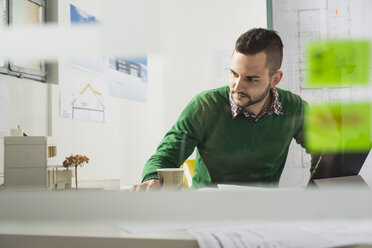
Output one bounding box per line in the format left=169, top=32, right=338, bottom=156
left=129, top=179, right=161, bottom=192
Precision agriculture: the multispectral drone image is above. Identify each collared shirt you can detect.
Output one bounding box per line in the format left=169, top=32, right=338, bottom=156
left=229, top=88, right=284, bottom=122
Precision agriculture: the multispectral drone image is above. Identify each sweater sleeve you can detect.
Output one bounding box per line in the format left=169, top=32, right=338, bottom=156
left=293, top=99, right=321, bottom=173
left=141, top=95, right=207, bottom=182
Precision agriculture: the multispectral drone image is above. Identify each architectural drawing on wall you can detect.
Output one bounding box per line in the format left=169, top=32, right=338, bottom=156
left=115, top=59, right=142, bottom=78
left=60, top=71, right=107, bottom=122
left=70, top=4, right=104, bottom=74
left=211, top=49, right=231, bottom=88
left=273, top=0, right=372, bottom=95
left=71, top=83, right=105, bottom=122
left=108, top=56, right=148, bottom=102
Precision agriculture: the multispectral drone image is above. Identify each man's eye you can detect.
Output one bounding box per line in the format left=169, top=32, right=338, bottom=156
left=246, top=78, right=257, bottom=82
left=231, top=72, right=238, bottom=77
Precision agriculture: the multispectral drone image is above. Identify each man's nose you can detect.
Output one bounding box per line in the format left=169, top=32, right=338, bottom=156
left=233, top=77, right=243, bottom=92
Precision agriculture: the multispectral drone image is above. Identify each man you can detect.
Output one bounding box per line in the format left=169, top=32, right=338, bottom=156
left=131, top=28, right=315, bottom=191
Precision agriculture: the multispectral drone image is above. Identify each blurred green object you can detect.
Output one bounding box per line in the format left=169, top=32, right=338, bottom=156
left=305, top=102, right=371, bottom=153
left=306, top=40, right=370, bottom=87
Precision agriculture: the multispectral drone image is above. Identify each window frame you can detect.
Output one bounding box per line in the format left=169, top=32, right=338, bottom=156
left=0, top=0, right=46, bottom=82
left=0, top=0, right=8, bottom=74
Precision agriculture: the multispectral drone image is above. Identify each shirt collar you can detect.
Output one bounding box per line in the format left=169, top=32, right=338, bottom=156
left=229, top=88, right=283, bottom=120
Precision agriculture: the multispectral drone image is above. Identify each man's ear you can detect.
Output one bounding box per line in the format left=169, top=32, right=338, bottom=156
left=270, top=70, right=283, bottom=88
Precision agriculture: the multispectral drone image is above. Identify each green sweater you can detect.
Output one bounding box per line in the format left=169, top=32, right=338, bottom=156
left=142, top=86, right=312, bottom=187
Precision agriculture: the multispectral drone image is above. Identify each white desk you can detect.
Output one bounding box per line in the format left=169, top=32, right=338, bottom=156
left=0, top=221, right=197, bottom=248
left=1, top=189, right=372, bottom=248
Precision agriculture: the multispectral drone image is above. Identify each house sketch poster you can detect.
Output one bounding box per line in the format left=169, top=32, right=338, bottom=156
left=59, top=70, right=107, bottom=122
left=70, top=4, right=105, bottom=74
left=108, top=57, right=148, bottom=102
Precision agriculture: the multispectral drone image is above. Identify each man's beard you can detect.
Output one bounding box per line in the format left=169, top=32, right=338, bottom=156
left=232, top=84, right=271, bottom=109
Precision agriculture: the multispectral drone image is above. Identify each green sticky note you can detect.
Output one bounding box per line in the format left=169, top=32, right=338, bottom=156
left=306, top=40, right=370, bottom=87
left=305, top=102, right=371, bottom=153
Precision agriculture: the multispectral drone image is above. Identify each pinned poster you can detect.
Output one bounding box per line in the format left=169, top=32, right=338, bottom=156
left=305, top=102, right=371, bottom=153
left=70, top=4, right=104, bottom=74
left=60, top=70, right=107, bottom=122
left=108, top=56, right=148, bottom=102
left=306, top=40, right=370, bottom=87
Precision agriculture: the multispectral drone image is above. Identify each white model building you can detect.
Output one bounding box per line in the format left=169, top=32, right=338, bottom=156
left=4, top=136, right=71, bottom=190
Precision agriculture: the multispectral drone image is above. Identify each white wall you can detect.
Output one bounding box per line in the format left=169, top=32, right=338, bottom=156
left=162, top=0, right=267, bottom=129
left=0, top=76, right=49, bottom=174
left=50, top=0, right=165, bottom=184
left=1, top=0, right=267, bottom=185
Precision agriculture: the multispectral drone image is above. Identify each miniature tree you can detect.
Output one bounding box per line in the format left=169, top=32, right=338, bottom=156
left=62, top=154, right=89, bottom=189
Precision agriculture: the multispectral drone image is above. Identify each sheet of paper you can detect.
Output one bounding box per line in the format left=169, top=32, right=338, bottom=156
left=108, top=57, right=148, bottom=102
left=59, top=70, right=107, bottom=122
left=217, top=184, right=304, bottom=192
left=211, top=49, right=230, bottom=88
left=188, top=221, right=372, bottom=248
left=118, top=223, right=191, bottom=234
left=118, top=222, right=221, bottom=234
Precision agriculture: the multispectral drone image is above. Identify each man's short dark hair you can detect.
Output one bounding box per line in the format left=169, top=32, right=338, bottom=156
left=235, top=28, right=283, bottom=76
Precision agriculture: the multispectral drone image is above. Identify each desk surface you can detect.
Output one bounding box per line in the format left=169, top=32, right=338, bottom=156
left=0, top=220, right=197, bottom=248
left=2, top=220, right=372, bottom=248
left=1, top=189, right=372, bottom=248
left=74, top=179, right=121, bottom=190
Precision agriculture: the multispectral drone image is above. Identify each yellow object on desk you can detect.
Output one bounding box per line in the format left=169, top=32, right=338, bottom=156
left=181, top=159, right=195, bottom=188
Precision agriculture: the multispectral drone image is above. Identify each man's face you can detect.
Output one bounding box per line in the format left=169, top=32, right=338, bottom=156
left=229, top=51, right=273, bottom=109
